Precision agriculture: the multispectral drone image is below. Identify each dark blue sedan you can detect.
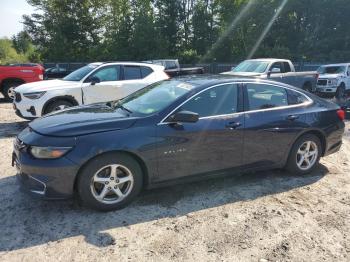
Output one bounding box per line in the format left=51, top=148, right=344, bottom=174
left=13, top=76, right=345, bottom=211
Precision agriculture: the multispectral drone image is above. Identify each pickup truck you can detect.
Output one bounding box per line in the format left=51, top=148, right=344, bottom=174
left=315, top=63, right=350, bottom=98
left=0, top=63, right=44, bottom=101
left=221, top=59, right=318, bottom=92
left=145, top=59, right=204, bottom=77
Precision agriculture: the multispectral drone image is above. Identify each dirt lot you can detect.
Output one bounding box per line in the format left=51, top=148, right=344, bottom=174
left=0, top=99, right=349, bottom=262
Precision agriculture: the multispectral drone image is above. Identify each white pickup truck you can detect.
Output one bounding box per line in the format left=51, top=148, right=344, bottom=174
left=316, top=63, right=350, bottom=97
left=222, top=58, right=318, bottom=92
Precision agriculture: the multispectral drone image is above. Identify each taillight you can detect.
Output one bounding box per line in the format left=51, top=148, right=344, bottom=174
left=337, top=109, right=345, bottom=121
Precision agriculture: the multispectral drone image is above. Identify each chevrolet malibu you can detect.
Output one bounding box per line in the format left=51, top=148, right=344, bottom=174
left=13, top=76, right=345, bottom=211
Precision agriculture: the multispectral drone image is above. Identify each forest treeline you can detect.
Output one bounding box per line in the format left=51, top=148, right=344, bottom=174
left=1, top=0, right=350, bottom=64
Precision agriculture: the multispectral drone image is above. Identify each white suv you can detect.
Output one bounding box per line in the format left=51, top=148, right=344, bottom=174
left=13, top=62, right=168, bottom=119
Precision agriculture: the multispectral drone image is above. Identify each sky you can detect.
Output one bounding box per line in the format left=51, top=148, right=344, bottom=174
left=0, top=0, right=35, bottom=38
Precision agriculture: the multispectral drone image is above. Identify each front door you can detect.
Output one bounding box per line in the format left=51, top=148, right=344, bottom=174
left=82, top=65, right=122, bottom=104
left=155, top=83, right=244, bottom=182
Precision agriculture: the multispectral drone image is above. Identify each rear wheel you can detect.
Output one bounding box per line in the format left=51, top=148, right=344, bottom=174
left=303, top=82, right=313, bottom=93
left=285, top=134, right=321, bottom=175
left=44, top=100, right=73, bottom=114
left=2, top=81, right=23, bottom=102
left=77, top=153, right=143, bottom=211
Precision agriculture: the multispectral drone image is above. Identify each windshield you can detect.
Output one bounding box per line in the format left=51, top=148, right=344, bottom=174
left=114, top=80, right=196, bottom=116
left=232, top=61, right=269, bottom=73
left=63, top=65, right=98, bottom=81
left=317, top=66, right=346, bottom=74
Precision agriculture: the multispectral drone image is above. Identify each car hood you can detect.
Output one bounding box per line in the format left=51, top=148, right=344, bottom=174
left=318, top=74, right=343, bottom=79
left=15, top=79, right=81, bottom=93
left=220, top=71, right=263, bottom=77
left=29, top=104, right=138, bottom=137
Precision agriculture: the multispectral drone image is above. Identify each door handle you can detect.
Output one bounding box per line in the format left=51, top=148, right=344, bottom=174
left=287, top=115, right=299, bottom=121
left=225, top=121, right=242, bottom=129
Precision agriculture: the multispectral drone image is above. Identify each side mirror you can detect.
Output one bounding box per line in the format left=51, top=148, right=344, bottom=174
left=166, top=110, right=199, bottom=123
left=270, top=67, right=281, bottom=74
left=90, top=76, right=100, bottom=85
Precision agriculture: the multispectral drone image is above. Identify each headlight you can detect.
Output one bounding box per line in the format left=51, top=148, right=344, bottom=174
left=23, top=91, right=46, bottom=99
left=30, top=146, right=72, bottom=159
left=328, top=79, right=338, bottom=85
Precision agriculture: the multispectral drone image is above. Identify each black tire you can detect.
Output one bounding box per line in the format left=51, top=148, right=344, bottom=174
left=44, top=99, right=73, bottom=114
left=335, top=83, right=346, bottom=99
left=285, top=134, right=322, bottom=175
left=303, top=82, right=313, bottom=93
left=77, top=153, right=143, bottom=211
left=2, top=81, right=23, bottom=102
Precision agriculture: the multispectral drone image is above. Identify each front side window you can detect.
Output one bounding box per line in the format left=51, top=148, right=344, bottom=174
left=180, top=84, right=238, bottom=117
left=270, top=62, right=283, bottom=73
left=89, top=66, right=120, bottom=82
left=124, top=66, right=142, bottom=80
left=63, top=65, right=98, bottom=81
left=247, top=84, right=288, bottom=110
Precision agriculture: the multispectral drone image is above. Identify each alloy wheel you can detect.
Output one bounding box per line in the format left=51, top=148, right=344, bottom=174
left=7, top=87, right=15, bottom=100
left=54, top=105, right=70, bottom=111
left=90, top=164, right=134, bottom=204
left=296, top=141, right=318, bottom=171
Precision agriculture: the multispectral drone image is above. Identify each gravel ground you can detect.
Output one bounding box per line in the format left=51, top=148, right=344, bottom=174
left=0, top=98, right=349, bottom=262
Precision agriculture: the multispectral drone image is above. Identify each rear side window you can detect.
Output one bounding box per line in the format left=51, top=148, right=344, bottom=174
left=246, top=84, right=288, bottom=110
left=286, top=89, right=309, bottom=105
left=180, top=84, right=238, bottom=117
left=141, top=66, right=153, bottom=78
left=283, top=62, right=291, bottom=72
left=124, top=66, right=142, bottom=80
left=165, top=61, right=177, bottom=70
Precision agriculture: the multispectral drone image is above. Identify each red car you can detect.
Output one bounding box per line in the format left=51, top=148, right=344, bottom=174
left=0, top=63, right=44, bottom=101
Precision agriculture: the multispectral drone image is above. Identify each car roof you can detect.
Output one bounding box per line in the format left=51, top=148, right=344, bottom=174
left=244, top=58, right=289, bottom=63
left=173, top=74, right=301, bottom=91
left=321, top=63, right=350, bottom=67
left=88, top=61, right=165, bottom=70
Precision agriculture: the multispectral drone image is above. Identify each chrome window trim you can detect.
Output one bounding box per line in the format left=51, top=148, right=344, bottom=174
left=157, top=81, right=313, bottom=125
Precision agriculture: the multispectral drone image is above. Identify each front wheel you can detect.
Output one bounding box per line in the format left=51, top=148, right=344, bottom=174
left=44, top=100, right=73, bottom=115
left=285, top=134, right=321, bottom=175
left=2, top=81, right=23, bottom=102
left=335, top=83, right=346, bottom=99
left=77, top=153, right=143, bottom=211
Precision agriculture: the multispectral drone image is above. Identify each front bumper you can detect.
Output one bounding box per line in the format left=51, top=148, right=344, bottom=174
left=13, top=93, right=45, bottom=119
left=13, top=132, right=79, bottom=199
left=316, top=86, right=337, bottom=93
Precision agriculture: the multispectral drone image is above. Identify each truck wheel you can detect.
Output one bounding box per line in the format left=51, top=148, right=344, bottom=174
left=44, top=100, right=73, bottom=115
left=2, top=81, right=23, bottom=102
left=335, top=83, right=346, bottom=99
left=302, top=82, right=313, bottom=93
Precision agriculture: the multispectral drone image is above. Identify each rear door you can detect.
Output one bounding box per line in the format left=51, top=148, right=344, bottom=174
left=243, top=83, right=309, bottom=168
left=82, top=65, right=122, bottom=104
left=156, top=83, right=245, bottom=182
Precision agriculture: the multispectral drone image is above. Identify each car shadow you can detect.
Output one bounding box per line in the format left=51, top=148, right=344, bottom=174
left=0, top=164, right=329, bottom=251
left=0, top=121, right=28, bottom=139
